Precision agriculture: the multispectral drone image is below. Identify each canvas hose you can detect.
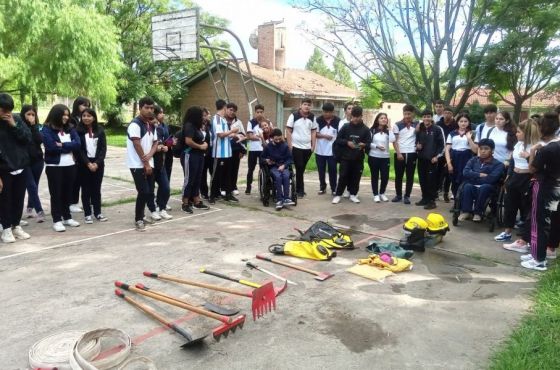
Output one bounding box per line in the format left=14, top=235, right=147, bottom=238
left=29, top=328, right=156, bottom=370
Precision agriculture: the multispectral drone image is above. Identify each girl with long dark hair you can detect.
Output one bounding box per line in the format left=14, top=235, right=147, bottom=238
left=488, top=111, right=517, bottom=165
left=367, top=113, right=395, bottom=202
left=42, top=104, right=81, bottom=232
left=69, top=96, right=91, bottom=213
left=76, top=108, right=107, bottom=224
left=152, top=105, right=172, bottom=219
left=181, top=106, right=210, bottom=213
left=21, top=105, right=45, bottom=222
left=445, top=113, right=477, bottom=198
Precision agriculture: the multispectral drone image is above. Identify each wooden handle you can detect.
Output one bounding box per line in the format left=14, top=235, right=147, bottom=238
left=119, top=283, right=231, bottom=323
left=122, top=294, right=173, bottom=327
left=136, top=284, right=200, bottom=309
left=156, top=273, right=251, bottom=297
left=256, top=254, right=321, bottom=275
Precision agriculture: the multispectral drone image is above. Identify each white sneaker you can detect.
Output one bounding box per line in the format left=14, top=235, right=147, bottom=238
left=380, top=194, right=389, bottom=202
left=332, top=196, right=341, bottom=204
left=349, top=195, right=360, bottom=203
left=458, top=213, right=472, bottom=221
left=63, top=219, right=80, bottom=227
left=69, top=204, right=82, bottom=213
left=1, top=228, right=16, bottom=243
left=521, top=258, right=547, bottom=271
left=220, top=190, right=226, bottom=196
left=84, top=216, right=93, bottom=224
left=19, top=220, right=29, bottom=226
left=165, top=205, right=172, bottom=211
left=151, top=211, right=162, bottom=221
left=159, top=210, right=173, bottom=220
left=53, top=222, right=66, bottom=232
left=343, top=190, right=350, bottom=198
left=12, top=226, right=30, bottom=240
left=232, top=190, right=240, bottom=196
left=373, top=195, right=381, bottom=203
left=520, top=253, right=533, bottom=261
left=503, top=240, right=529, bottom=253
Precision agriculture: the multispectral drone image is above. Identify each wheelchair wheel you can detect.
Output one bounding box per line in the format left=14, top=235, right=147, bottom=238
left=290, top=173, right=297, bottom=205
left=452, top=212, right=459, bottom=226
left=496, top=187, right=506, bottom=227
left=258, top=167, right=270, bottom=207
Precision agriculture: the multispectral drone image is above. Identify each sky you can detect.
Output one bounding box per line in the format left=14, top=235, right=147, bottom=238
left=194, top=0, right=324, bottom=69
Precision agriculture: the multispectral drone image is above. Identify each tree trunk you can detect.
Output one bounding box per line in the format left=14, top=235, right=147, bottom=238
left=132, top=101, right=138, bottom=118
left=513, top=100, right=524, bottom=125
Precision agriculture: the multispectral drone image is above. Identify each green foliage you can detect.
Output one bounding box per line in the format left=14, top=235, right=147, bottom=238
left=306, top=47, right=334, bottom=79
left=332, top=51, right=355, bottom=89
left=359, top=76, right=383, bottom=109
left=464, top=101, right=485, bottom=125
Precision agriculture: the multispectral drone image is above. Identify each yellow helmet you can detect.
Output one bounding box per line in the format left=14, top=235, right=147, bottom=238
left=426, top=213, right=449, bottom=234
left=403, top=217, right=428, bottom=232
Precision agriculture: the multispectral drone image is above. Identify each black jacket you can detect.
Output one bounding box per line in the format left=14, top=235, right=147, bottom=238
left=334, top=121, right=371, bottom=161
left=0, top=115, right=31, bottom=171
left=26, top=123, right=44, bottom=164
left=76, top=124, right=107, bottom=166
left=416, top=124, right=444, bottom=160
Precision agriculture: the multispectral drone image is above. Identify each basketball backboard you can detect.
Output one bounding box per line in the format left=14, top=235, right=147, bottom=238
left=151, top=9, right=199, bottom=62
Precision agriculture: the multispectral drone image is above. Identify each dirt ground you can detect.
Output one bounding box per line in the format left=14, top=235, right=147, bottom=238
left=0, top=147, right=537, bottom=369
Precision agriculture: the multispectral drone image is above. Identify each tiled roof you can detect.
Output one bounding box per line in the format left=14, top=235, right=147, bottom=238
left=451, top=87, right=560, bottom=108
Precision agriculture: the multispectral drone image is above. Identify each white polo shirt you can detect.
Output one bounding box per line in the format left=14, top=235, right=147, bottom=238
left=475, top=122, right=495, bottom=143
left=126, top=119, right=157, bottom=169
left=488, top=127, right=510, bottom=164
left=286, top=111, right=317, bottom=150
left=247, top=119, right=263, bottom=152
left=392, top=121, right=418, bottom=154
left=314, top=116, right=340, bottom=156
left=369, top=130, right=395, bottom=158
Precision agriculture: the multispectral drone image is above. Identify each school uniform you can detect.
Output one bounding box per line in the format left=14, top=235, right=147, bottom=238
left=392, top=120, right=418, bottom=198
left=246, top=118, right=264, bottom=192
left=77, top=125, right=107, bottom=217
left=229, top=118, right=246, bottom=192
left=23, top=122, right=45, bottom=214
left=460, top=156, right=504, bottom=216
left=314, top=115, right=340, bottom=194
left=0, top=115, right=31, bottom=229
left=502, top=142, right=532, bottom=229
left=446, top=130, right=474, bottom=196
left=416, top=124, right=445, bottom=205
left=182, top=122, right=209, bottom=199
left=154, top=123, right=171, bottom=211
left=210, top=114, right=233, bottom=198
left=437, top=119, right=458, bottom=196
left=286, top=110, right=317, bottom=195
left=126, top=117, right=158, bottom=222
left=261, top=140, right=293, bottom=202
left=367, top=128, right=395, bottom=196
left=42, top=125, right=81, bottom=222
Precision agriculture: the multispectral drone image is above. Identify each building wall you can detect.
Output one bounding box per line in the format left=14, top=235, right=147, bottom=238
left=181, top=69, right=279, bottom=127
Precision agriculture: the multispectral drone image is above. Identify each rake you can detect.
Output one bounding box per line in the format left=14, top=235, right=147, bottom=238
left=114, top=281, right=245, bottom=341
left=114, top=289, right=206, bottom=348
left=199, top=267, right=288, bottom=296
left=144, top=271, right=276, bottom=320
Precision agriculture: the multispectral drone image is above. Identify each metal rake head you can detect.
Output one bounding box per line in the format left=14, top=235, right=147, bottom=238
left=250, top=281, right=276, bottom=320
left=212, top=315, right=245, bottom=341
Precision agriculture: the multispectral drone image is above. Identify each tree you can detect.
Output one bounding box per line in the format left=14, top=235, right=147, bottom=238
left=0, top=0, right=122, bottom=106
left=305, top=47, right=334, bottom=79
left=332, top=51, right=355, bottom=88
left=298, top=0, right=508, bottom=111
left=480, top=0, right=560, bottom=123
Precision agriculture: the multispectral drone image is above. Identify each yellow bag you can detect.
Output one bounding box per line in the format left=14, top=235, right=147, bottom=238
left=295, top=221, right=354, bottom=249
left=358, top=254, right=413, bottom=272
left=269, top=240, right=336, bottom=261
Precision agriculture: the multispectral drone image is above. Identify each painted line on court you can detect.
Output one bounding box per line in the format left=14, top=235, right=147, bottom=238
left=0, top=208, right=223, bottom=262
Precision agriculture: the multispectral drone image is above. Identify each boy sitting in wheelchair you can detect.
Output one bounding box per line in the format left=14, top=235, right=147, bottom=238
left=458, top=138, right=505, bottom=222
left=261, top=128, right=296, bottom=210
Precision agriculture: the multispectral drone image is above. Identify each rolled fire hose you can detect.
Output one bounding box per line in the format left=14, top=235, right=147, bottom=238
left=29, top=328, right=156, bottom=370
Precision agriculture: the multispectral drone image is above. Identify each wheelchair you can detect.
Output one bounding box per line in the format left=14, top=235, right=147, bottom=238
left=451, top=179, right=505, bottom=232
left=258, top=163, right=297, bottom=207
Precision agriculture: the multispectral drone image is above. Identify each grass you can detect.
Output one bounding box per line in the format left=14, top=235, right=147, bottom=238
left=489, top=263, right=560, bottom=370
left=105, top=126, right=128, bottom=148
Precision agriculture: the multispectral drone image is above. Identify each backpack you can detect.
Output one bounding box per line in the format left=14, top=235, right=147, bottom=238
left=268, top=240, right=336, bottom=261
left=127, top=117, right=149, bottom=141
left=295, top=221, right=354, bottom=249
left=476, top=124, right=495, bottom=142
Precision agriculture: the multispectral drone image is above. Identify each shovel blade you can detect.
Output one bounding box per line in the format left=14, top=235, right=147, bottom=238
left=251, top=281, right=276, bottom=320
left=202, top=302, right=240, bottom=316
left=314, top=272, right=335, bottom=281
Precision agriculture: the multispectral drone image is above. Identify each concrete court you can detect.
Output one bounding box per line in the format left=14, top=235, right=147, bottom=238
left=0, top=147, right=538, bottom=369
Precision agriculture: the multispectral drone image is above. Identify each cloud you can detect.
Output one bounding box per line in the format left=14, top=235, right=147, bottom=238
left=195, top=0, right=325, bottom=69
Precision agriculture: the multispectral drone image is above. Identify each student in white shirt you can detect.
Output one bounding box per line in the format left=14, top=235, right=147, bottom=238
left=489, top=111, right=517, bottom=165
left=286, top=98, right=317, bottom=197
left=339, top=101, right=354, bottom=128
left=314, top=102, right=340, bottom=195
left=445, top=113, right=476, bottom=198
left=474, top=104, right=497, bottom=146
left=225, top=102, right=246, bottom=196
left=245, top=104, right=268, bottom=194
left=126, top=96, right=158, bottom=231
left=392, top=104, right=418, bottom=204
left=367, top=113, right=395, bottom=202
left=433, top=99, right=445, bottom=124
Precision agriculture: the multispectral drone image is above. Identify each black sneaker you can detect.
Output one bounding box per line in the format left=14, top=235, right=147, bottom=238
left=415, top=199, right=428, bottom=206
left=209, top=197, right=216, bottom=205
left=391, top=196, right=402, bottom=203
left=201, top=194, right=209, bottom=200
left=424, top=202, right=437, bottom=210
left=245, top=185, right=251, bottom=195
left=403, top=197, right=411, bottom=205
left=182, top=203, right=193, bottom=214
left=297, top=192, right=306, bottom=198
left=225, top=194, right=239, bottom=202
left=194, top=202, right=210, bottom=210
left=443, top=193, right=450, bottom=203
left=318, top=189, right=326, bottom=195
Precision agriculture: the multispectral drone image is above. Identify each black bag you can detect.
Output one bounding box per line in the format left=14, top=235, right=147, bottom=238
left=172, top=130, right=184, bottom=158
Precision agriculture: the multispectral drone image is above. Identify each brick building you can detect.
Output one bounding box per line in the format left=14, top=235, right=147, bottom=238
left=181, top=21, right=360, bottom=130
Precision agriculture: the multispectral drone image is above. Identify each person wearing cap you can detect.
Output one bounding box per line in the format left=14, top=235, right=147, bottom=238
left=458, top=138, right=504, bottom=222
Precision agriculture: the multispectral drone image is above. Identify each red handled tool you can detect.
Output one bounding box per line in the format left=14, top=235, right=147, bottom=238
left=200, top=267, right=288, bottom=296
left=256, top=254, right=335, bottom=281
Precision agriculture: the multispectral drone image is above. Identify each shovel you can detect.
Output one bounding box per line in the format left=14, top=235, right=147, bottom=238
left=256, top=254, right=335, bottom=281
left=144, top=271, right=276, bottom=321
left=134, top=283, right=240, bottom=316
left=200, top=267, right=288, bottom=296
left=115, top=281, right=245, bottom=341
left=114, top=289, right=206, bottom=348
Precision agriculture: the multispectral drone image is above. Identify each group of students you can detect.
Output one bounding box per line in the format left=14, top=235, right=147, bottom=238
left=0, top=93, right=107, bottom=243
